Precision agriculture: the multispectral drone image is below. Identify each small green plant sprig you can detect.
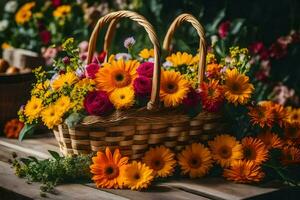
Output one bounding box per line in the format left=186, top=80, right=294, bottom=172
left=11, top=151, right=92, bottom=196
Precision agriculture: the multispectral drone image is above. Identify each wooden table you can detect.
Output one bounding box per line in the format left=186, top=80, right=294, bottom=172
left=0, top=134, right=298, bottom=200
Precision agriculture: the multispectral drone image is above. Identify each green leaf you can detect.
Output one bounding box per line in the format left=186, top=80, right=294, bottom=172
left=65, top=112, right=84, bottom=128
left=28, top=156, right=39, bottom=163
left=230, top=19, right=245, bottom=35
left=206, top=8, right=226, bottom=33
left=19, top=124, right=36, bottom=141
left=48, top=150, right=60, bottom=160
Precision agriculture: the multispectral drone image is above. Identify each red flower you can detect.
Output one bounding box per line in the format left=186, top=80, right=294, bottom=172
left=249, top=42, right=265, bottom=54
left=200, top=80, right=224, bottom=112
left=84, top=91, right=113, bottom=116
left=92, top=51, right=107, bottom=64
left=51, top=0, right=61, bottom=7
left=39, top=30, right=51, bottom=45
left=137, top=62, right=154, bottom=78
left=85, top=63, right=100, bottom=79
left=133, top=76, right=152, bottom=97
left=269, top=43, right=287, bottom=59
left=218, top=21, right=231, bottom=39
left=182, top=88, right=201, bottom=109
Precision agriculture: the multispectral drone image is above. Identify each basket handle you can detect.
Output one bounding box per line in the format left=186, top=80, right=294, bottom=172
left=163, top=13, right=207, bottom=86
left=87, top=10, right=161, bottom=110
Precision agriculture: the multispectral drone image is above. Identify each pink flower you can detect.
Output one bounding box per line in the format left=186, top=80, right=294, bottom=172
left=39, top=30, right=51, bottom=45
left=85, top=63, right=100, bottom=79
left=133, top=76, right=152, bottom=97
left=79, top=41, right=89, bottom=53
left=277, top=36, right=292, bottom=48
left=291, top=31, right=300, bottom=43
left=182, top=88, right=201, bottom=109
left=272, top=84, right=295, bottom=105
left=218, top=21, right=230, bottom=39
left=42, top=47, right=58, bottom=65
left=269, top=42, right=287, bottom=59
left=92, top=51, right=106, bottom=64
left=84, top=91, right=113, bottom=116
left=137, top=62, right=154, bottom=78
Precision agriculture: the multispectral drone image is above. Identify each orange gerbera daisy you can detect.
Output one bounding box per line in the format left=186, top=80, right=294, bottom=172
left=268, top=103, right=287, bottom=127
left=248, top=105, right=274, bottom=128
left=160, top=70, right=190, bottom=107
left=241, top=137, right=268, bottom=164
left=281, top=146, right=300, bottom=165
left=223, top=160, right=265, bottom=183
left=200, top=80, right=224, bottom=112
left=257, top=132, right=283, bottom=150
left=208, top=134, right=243, bottom=167
left=178, top=143, right=213, bottom=178
left=223, top=68, right=254, bottom=106
left=143, top=146, right=176, bottom=178
left=95, top=59, right=139, bottom=93
left=90, top=148, right=128, bottom=189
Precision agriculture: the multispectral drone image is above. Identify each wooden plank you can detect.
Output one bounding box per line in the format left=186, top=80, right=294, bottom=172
left=0, top=161, right=129, bottom=200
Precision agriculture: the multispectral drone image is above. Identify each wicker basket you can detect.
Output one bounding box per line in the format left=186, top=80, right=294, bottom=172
left=53, top=11, right=228, bottom=159
left=163, top=13, right=230, bottom=142
left=0, top=72, right=34, bottom=129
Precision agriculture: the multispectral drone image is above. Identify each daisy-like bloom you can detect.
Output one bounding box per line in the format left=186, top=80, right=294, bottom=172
left=223, top=68, right=254, bottom=106
left=95, top=59, right=139, bottom=93
left=90, top=148, right=129, bottom=189
left=200, top=80, right=224, bottom=112
left=267, top=103, right=287, bottom=127
left=109, top=87, right=135, bottom=110
left=285, top=107, right=300, bottom=127
left=52, top=72, right=78, bottom=90
left=143, top=146, right=176, bottom=178
left=41, top=104, right=63, bottom=129
left=160, top=70, right=190, bottom=107
left=223, top=160, right=265, bottom=183
left=241, top=137, right=268, bottom=164
left=123, top=161, right=154, bottom=190
left=178, top=143, right=213, bottom=178
left=257, top=132, right=283, bottom=150
left=24, top=96, right=43, bottom=123
left=206, top=63, right=222, bottom=79
left=284, top=124, right=300, bottom=145
left=15, top=2, right=35, bottom=25
left=281, top=146, right=300, bottom=165
left=139, top=49, right=154, bottom=60
left=53, top=5, right=71, bottom=18
left=54, top=95, right=72, bottom=115
left=166, top=52, right=196, bottom=67
left=208, top=134, right=243, bottom=167
left=248, top=104, right=274, bottom=128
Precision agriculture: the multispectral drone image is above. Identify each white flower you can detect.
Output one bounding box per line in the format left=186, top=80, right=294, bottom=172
left=0, top=20, right=9, bottom=32
left=210, top=35, right=218, bottom=46
left=115, top=53, right=132, bottom=61
left=5, top=1, right=18, bottom=13
left=124, top=37, right=135, bottom=49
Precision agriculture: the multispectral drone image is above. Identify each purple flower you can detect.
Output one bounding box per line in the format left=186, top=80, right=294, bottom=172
left=85, top=63, right=100, bottom=79
left=84, top=91, right=113, bottom=116
left=133, top=76, right=152, bottom=97
left=124, top=37, right=135, bottom=49
left=137, top=62, right=154, bottom=78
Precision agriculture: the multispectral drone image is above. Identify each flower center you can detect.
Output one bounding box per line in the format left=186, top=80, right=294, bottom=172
left=165, top=82, right=178, bottom=94
left=189, top=156, right=201, bottom=168
left=230, top=82, right=241, bottom=94
left=134, top=173, right=140, bottom=180
left=112, top=71, right=131, bottom=88
left=219, top=146, right=232, bottom=159
left=116, top=74, right=124, bottom=81
left=151, top=159, right=164, bottom=170
left=120, top=95, right=125, bottom=100
left=244, top=147, right=256, bottom=160
left=104, top=165, right=119, bottom=179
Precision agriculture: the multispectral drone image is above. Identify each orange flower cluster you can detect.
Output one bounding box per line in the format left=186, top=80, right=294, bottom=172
left=4, top=119, right=24, bottom=138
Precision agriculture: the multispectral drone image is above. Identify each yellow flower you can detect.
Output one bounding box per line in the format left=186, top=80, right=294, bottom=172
left=241, top=137, right=268, bottom=165
left=109, top=87, right=135, bottom=110
left=41, top=104, right=63, bottom=129
left=24, top=96, right=43, bottom=123
left=143, top=146, right=176, bottom=178
left=15, top=2, right=35, bottom=25
left=53, top=5, right=71, bottom=18
left=1, top=42, right=11, bottom=49
left=139, top=49, right=154, bottom=59
left=123, top=161, right=154, bottom=190
left=223, top=68, right=254, bottom=105
left=206, top=52, right=217, bottom=64
left=54, top=96, right=72, bottom=115
left=95, top=59, right=139, bottom=93
left=90, top=148, right=128, bottom=189
left=76, top=78, right=95, bottom=91
left=166, top=52, right=196, bottom=67
left=178, top=143, right=213, bottom=178
left=52, top=72, right=78, bottom=90
left=223, top=160, right=265, bottom=183
left=285, top=107, right=300, bottom=127
left=160, top=70, right=190, bottom=107
left=208, top=134, right=243, bottom=167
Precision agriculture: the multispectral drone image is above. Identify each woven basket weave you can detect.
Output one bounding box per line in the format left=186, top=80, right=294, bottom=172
left=53, top=11, right=228, bottom=159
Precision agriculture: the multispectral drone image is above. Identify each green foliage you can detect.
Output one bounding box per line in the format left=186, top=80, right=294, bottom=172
left=12, top=151, right=92, bottom=193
